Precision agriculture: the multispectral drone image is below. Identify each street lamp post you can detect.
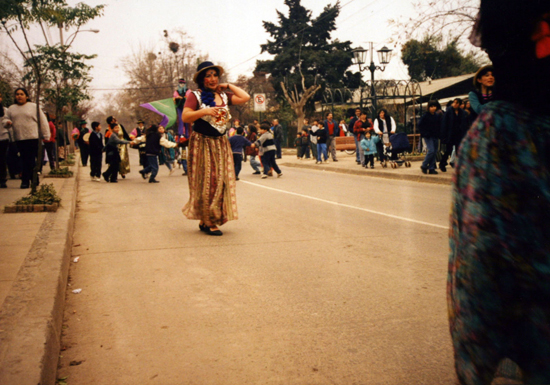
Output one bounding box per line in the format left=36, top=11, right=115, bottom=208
left=352, top=42, right=392, bottom=119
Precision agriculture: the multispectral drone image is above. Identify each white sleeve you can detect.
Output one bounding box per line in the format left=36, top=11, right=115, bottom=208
left=39, top=108, right=50, bottom=141
left=390, top=117, right=397, bottom=133
left=373, top=119, right=382, bottom=134
left=160, top=136, right=177, bottom=148
left=134, top=135, right=146, bottom=143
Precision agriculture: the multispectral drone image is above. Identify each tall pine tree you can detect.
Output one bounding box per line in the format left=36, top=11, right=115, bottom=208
left=256, top=0, right=357, bottom=126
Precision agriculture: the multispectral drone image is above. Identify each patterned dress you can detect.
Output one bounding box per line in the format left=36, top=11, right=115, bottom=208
left=448, top=101, right=550, bottom=384
left=181, top=91, right=238, bottom=227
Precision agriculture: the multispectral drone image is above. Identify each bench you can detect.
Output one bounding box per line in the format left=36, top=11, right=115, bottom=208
left=335, top=136, right=356, bottom=151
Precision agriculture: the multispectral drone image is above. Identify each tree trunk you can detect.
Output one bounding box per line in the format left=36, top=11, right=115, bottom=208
left=32, top=80, right=44, bottom=194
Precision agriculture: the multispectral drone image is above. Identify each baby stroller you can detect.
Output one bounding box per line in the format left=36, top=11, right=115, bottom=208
left=385, top=133, right=412, bottom=168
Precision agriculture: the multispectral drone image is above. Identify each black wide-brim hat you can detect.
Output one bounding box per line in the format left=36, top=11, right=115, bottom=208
left=193, top=61, right=224, bottom=84
left=473, top=65, right=494, bottom=88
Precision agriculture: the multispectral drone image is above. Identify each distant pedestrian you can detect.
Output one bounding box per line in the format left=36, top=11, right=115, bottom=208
left=324, top=112, right=339, bottom=161
left=373, top=109, right=396, bottom=166
left=419, top=101, right=442, bottom=175
left=130, top=120, right=147, bottom=169
left=439, top=98, right=468, bottom=172
left=313, top=119, right=328, bottom=164
left=308, top=118, right=318, bottom=161
left=360, top=131, right=379, bottom=169
left=348, top=108, right=362, bottom=164
left=102, top=124, right=132, bottom=183
left=3, top=87, right=50, bottom=189
left=135, top=125, right=177, bottom=183
left=77, top=120, right=90, bottom=166
left=353, top=111, right=372, bottom=166
left=245, top=125, right=261, bottom=174
left=159, top=129, right=177, bottom=175
left=88, top=122, right=103, bottom=181
left=272, top=119, right=283, bottom=158
left=229, top=127, right=254, bottom=180
left=256, top=122, right=282, bottom=179
left=0, top=92, right=9, bottom=188
left=43, top=112, right=56, bottom=171
left=298, top=128, right=309, bottom=159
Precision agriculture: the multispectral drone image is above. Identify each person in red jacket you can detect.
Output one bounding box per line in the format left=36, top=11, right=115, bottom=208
left=44, top=112, right=57, bottom=170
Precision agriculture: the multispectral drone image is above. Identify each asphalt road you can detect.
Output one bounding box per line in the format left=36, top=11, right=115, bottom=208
left=58, top=153, right=457, bottom=385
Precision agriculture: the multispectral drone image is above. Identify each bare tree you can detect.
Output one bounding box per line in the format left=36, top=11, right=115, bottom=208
left=114, top=28, right=207, bottom=127
left=280, top=73, right=321, bottom=132
left=390, top=0, right=479, bottom=47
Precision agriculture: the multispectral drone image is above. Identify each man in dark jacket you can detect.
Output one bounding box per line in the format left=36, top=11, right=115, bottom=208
left=439, top=98, right=469, bottom=172
left=88, top=121, right=104, bottom=181
left=272, top=119, right=283, bottom=159
left=419, top=101, right=442, bottom=174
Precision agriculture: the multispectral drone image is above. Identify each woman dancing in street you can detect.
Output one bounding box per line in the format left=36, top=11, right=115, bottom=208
left=181, top=61, right=250, bottom=236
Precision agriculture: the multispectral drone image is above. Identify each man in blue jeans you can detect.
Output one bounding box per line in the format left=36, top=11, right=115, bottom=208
left=418, top=100, right=441, bottom=175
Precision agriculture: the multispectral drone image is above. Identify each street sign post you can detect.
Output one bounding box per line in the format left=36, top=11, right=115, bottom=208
left=254, top=93, right=266, bottom=112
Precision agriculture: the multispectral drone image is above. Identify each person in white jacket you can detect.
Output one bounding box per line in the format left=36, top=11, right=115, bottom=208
left=4, top=88, right=50, bottom=189
left=372, top=109, right=396, bottom=165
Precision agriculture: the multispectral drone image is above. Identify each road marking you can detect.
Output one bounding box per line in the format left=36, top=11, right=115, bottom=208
left=241, top=180, right=449, bottom=230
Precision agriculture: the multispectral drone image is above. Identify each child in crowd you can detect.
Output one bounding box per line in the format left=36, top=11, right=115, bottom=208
left=256, top=122, right=282, bottom=179
left=308, top=119, right=318, bottom=160
left=294, top=133, right=302, bottom=159
left=360, top=131, right=380, bottom=169
left=229, top=127, right=254, bottom=180
left=313, top=119, right=328, bottom=164
left=102, top=124, right=132, bottom=183
left=135, top=124, right=177, bottom=183
left=88, top=121, right=104, bottom=181
left=245, top=125, right=261, bottom=174
left=299, top=128, right=309, bottom=159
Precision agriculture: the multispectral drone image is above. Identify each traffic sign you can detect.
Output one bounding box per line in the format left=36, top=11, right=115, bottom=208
left=254, top=93, right=266, bottom=112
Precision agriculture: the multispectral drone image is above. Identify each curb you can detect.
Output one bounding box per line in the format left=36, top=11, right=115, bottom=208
left=0, top=165, right=79, bottom=385
left=281, top=162, right=451, bottom=185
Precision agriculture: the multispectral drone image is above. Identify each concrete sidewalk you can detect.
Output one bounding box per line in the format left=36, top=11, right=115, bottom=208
left=0, top=166, right=79, bottom=385
left=280, top=149, right=453, bottom=185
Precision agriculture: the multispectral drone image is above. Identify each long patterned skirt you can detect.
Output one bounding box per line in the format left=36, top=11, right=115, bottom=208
left=182, top=131, right=237, bottom=226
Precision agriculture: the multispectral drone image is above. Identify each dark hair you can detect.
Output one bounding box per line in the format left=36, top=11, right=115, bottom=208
left=14, top=87, right=29, bottom=101
left=427, top=100, right=439, bottom=109
left=260, top=123, right=271, bottom=131
left=248, top=125, right=257, bottom=134
left=196, top=67, right=219, bottom=87
left=92, top=122, right=100, bottom=130
left=236, top=127, right=244, bottom=135
left=146, top=124, right=159, bottom=136
left=454, top=98, right=463, bottom=105
left=106, top=116, right=115, bottom=125
left=376, top=109, right=393, bottom=132
left=478, top=0, right=550, bottom=112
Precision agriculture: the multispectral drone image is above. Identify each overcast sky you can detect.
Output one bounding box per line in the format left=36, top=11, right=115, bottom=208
left=1, top=0, right=417, bottom=101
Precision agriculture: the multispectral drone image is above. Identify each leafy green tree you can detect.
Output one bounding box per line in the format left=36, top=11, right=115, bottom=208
left=401, top=36, right=482, bottom=81
left=1, top=0, right=103, bottom=190
left=255, top=0, right=357, bottom=130
left=23, top=45, right=95, bottom=129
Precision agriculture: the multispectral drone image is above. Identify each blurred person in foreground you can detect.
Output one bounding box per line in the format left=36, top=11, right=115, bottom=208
left=448, top=1, right=550, bottom=384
